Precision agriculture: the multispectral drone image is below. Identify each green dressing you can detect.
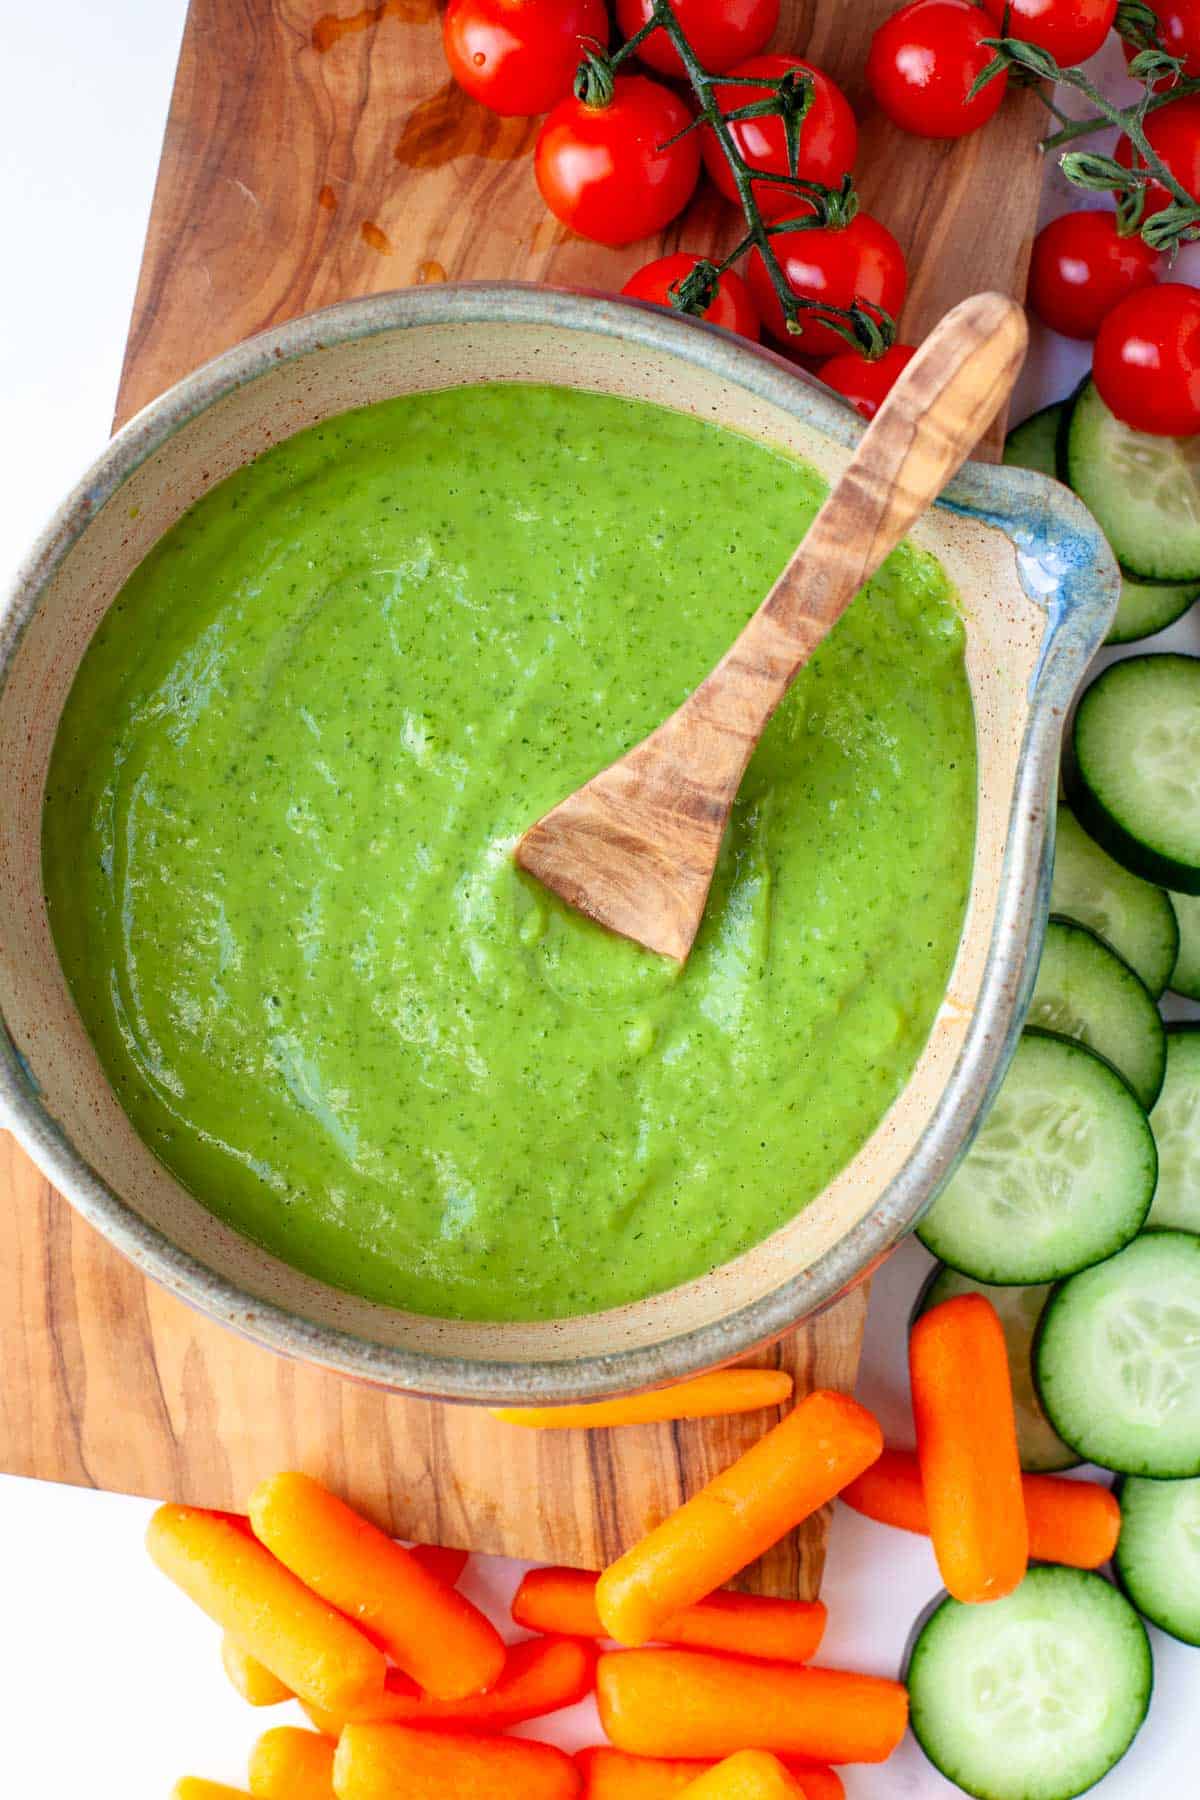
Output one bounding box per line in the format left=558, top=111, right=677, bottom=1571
left=43, top=385, right=975, bottom=1320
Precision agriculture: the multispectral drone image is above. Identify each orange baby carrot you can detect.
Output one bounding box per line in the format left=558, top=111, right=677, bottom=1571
left=301, top=1636, right=596, bottom=1735
left=909, top=1295, right=1029, bottom=1602
left=248, top=1727, right=336, bottom=1800
left=678, top=1751, right=803, bottom=1798
left=171, top=1783, right=253, bottom=1800
left=331, top=1723, right=582, bottom=1800
left=1022, top=1471, right=1121, bottom=1567
left=576, top=1752, right=844, bottom=1800
left=595, top=1390, right=881, bottom=1646
left=249, top=1472, right=504, bottom=1700
left=408, top=1543, right=469, bottom=1587
left=491, top=1371, right=793, bottom=1430
left=513, top=1567, right=826, bottom=1663
left=841, top=1447, right=1120, bottom=1569
left=146, top=1505, right=385, bottom=1715
left=221, top=1634, right=292, bottom=1707
left=596, top=1648, right=908, bottom=1764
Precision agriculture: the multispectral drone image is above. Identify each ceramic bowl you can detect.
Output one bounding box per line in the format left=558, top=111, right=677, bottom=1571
left=0, top=284, right=1117, bottom=1402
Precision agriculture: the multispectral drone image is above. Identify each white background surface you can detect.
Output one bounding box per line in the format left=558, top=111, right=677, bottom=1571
left=2, top=9, right=1198, bottom=1795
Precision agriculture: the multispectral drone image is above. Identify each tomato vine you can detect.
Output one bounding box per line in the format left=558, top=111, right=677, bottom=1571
left=575, top=1, right=897, bottom=355
left=975, top=2, right=1200, bottom=250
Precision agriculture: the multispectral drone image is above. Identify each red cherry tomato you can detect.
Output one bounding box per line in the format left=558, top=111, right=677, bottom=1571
left=1028, top=210, right=1161, bottom=339
left=981, top=0, right=1116, bottom=68
left=621, top=253, right=761, bottom=338
left=443, top=0, right=609, bottom=117
left=535, top=76, right=701, bottom=247
left=700, top=55, right=858, bottom=220
left=867, top=0, right=1008, bottom=139
left=819, top=343, right=918, bottom=419
left=1122, top=1, right=1200, bottom=81
left=1093, top=281, right=1200, bottom=434
left=1115, top=94, right=1200, bottom=217
left=746, top=213, right=909, bottom=357
left=617, top=0, right=778, bottom=79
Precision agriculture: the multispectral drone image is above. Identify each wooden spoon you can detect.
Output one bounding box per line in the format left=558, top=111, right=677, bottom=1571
left=516, top=290, right=1028, bottom=962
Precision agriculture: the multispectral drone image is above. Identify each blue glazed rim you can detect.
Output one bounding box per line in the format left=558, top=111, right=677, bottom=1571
left=0, top=283, right=1119, bottom=1402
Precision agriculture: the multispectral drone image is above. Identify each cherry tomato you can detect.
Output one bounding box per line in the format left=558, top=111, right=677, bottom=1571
left=535, top=76, right=701, bottom=247
left=1093, top=281, right=1200, bottom=434
left=1122, top=1, right=1200, bottom=81
left=867, top=0, right=1008, bottom=139
left=621, top=253, right=761, bottom=338
left=981, top=0, right=1116, bottom=68
left=443, top=0, right=609, bottom=117
left=1028, top=210, right=1160, bottom=339
left=746, top=213, right=909, bottom=357
left=700, top=55, right=858, bottom=220
left=1115, top=94, right=1200, bottom=217
left=819, top=343, right=918, bottom=418
left=617, top=0, right=778, bottom=79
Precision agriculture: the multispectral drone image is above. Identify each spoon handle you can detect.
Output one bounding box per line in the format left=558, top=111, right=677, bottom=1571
left=756, top=290, right=1027, bottom=664
left=514, top=292, right=1027, bottom=962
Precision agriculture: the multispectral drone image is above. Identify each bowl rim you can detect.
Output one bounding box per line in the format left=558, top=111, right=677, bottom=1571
left=0, top=280, right=1118, bottom=1402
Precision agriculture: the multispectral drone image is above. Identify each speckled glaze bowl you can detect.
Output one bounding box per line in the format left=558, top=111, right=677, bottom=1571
left=0, top=284, right=1117, bottom=1402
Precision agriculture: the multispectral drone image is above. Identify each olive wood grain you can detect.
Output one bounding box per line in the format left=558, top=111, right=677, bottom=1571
left=517, top=293, right=1028, bottom=961
left=1, top=0, right=1045, bottom=1595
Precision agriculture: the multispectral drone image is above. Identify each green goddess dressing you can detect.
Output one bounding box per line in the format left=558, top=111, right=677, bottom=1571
left=43, top=385, right=975, bottom=1320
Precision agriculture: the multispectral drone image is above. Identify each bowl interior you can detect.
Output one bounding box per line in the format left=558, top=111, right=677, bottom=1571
left=0, top=293, right=1073, bottom=1392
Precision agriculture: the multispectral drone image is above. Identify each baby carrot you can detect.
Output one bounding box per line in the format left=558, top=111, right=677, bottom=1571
left=491, top=1371, right=793, bottom=1430
left=409, top=1543, right=469, bottom=1587
left=513, top=1567, right=826, bottom=1663
left=171, top=1784, right=253, bottom=1800
left=595, top=1390, right=882, bottom=1646
left=678, top=1751, right=803, bottom=1798
left=576, top=1753, right=844, bottom=1800
left=301, top=1635, right=596, bottom=1735
left=146, top=1506, right=385, bottom=1715
left=248, top=1728, right=336, bottom=1800
left=841, top=1447, right=1121, bottom=1568
left=596, top=1648, right=908, bottom=1764
left=332, top=1723, right=582, bottom=1800
left=1022, top=1471, right=1121, bottom=1566
left=909, top=1295, right=1029, bottom=1603
left=221, top=1634, right=292, bottom=1707
left=249, top=1472, right=505, bottom=1699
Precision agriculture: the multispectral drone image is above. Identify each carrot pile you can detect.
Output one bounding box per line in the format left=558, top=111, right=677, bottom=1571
left=152, top=1292, right=1091, bottom=1793
left=150, top=1383, right=904, bottom=1793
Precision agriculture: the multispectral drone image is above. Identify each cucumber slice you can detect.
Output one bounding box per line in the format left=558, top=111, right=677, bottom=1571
left=1170, top=890, right=1200, bottom=999
left=1070, top=654, right=1200, bottom=895
left=917, top=1030, right=1156, bottom=1284
left=1115, top=1475, right=1200, bottom=1646
left=1028, top=917, right=1165, bottom=1110
left=1036, top=1230, right=1200, bottom=1477
left=916, top=1267, right=1079, bottom=1472
left=1003, top=402, right=1064, bottom=480
left=1050, top=805, right=1178, bottom=998
left=906, top=1567, right=1152, bottom=1800
left=1109, top=576, right=1199, bottom=646
left=1064, top=377, right=1200, bottom=583
left=1148, top=1026, right=1200, bottom=1232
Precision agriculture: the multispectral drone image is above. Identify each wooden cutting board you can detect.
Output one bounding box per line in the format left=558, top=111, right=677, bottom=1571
left=0, top=0, right=1043, bottom=1595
